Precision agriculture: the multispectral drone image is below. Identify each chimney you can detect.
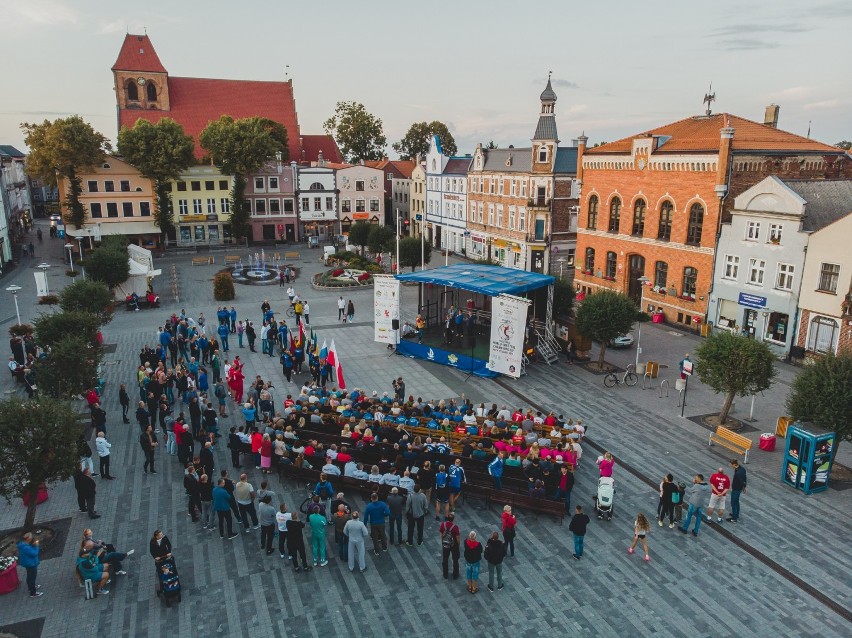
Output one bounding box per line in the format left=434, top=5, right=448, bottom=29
left=764, top=104, right=780, bottom=129
left=716, top=122, right=735, bottom=197
left=575, top=133, right=588, bottom=187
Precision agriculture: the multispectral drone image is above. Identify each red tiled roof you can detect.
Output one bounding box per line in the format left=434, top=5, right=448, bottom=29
left=118, top=76, right=301, bottom=159
left=301, top=134, right=342, bottom=164
left=363, top=159, right=416, bottom=178
left=112, top=34, right=167, bottom=73
left=586, top=113, right=841, bottom=155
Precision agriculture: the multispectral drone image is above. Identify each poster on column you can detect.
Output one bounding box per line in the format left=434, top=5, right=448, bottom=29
left=486, top=294, right=530, bottom=378
left=373, top=274, right=400, bottom=345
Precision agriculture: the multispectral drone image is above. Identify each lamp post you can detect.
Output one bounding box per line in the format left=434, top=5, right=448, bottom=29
left=64, top=243, right=74, bottom=272
left=635, top=275, right=651, bottom=368
left=6, top=284, right=22, bottom=326
left=76, top=236, right=85, bottom=278
left=557, top=258, right=566, bottom=279
left=395, top=208, right=401, bottom=275
left=37, top=262, right=51, bottom=296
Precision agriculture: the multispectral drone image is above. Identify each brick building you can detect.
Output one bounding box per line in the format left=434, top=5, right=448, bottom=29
left=574, top=109, right=850, bottom=328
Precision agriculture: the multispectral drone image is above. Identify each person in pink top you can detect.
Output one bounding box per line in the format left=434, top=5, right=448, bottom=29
left=597, top=452, right=615, bottom=477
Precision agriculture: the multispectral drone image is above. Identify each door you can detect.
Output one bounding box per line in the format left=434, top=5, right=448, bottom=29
left=262, top=224, right=275, bottom=241
left=743, top=309, right=758, bottom=337
left=531, top=249, right=544, bottom=273
left=627, top=254, right=646, bottom=302
left=534, top=219, right=545, bottom=241
left=285, top=224, right=295, bottom=243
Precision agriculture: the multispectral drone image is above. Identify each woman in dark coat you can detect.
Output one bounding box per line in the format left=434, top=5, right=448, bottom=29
left=149, top=529, right=172, bottom=564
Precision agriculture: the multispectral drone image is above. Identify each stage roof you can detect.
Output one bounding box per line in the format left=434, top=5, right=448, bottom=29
left=396, top=264, right=554, bottom=296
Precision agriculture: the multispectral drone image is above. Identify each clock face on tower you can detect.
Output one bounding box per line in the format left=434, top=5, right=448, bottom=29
left=137, top=77, right=146, bottom=85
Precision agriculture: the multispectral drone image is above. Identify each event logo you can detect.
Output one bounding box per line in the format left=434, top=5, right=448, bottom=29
left=447, top=354, right=458, bottom=365
left=499, top=321, right=514, bottom=341
left=427, top=348, right=435, bottom=360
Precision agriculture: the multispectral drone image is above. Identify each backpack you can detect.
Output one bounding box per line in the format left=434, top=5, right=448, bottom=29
left=319, top=483, right=332, bottom=499
left=671, top=489, right=681, bottom=504
left=441, top=524, right=455, bottom=549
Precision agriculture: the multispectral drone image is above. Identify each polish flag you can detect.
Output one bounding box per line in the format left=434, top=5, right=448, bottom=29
left=327, top=339, right=346, bottom=389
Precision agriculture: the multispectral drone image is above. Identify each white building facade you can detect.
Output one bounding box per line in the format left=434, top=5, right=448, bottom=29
left=296, top=166, right=338, bottom=241
left=337, top=164, right=384, bottom=234
left=425, top=136, right=470, bottom=254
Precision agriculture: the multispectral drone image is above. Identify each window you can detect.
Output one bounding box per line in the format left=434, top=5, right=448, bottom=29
left=748, top=259, right=766, bottom=285
left=254, top=177, right=265, bottom=190
left=519, top=207, right=526, bottom=231
left=283, top=199, right=294, bottom=213
left=342, top=199, right=352, bottom=213
left=497, top=205, right=504, bottom=227
left=584, top=248, right=595, bottom=273
left=387, top=172, right=394, bottom=181
left=766, top=223, right=784, bottom=244
left=746, top=221, right=761, bottom=241
left=654, top=261, right=668, bottom=289
left=164, top=182, right=173, bottom=192
left=478, top=202, right=484, bottom=224
left=126, top=80, right=138, bottom=101
left=488, top=205, right=494, bottom=226
left=818, top=263, right=840, bottom=293
left=87, top=180, right=98, bottom=192
left=90, top=203, right=102, bottom=218
left=356, top=199, right=365, bottom=212
left=608, top=197, right=621, bottom=232
left=104, top=181, right=114, bottom=193
left=808, top=316, right=838, bottom=354
left=538, top=146, right=548, bottom=163
left=269, top=177, right=279, bottom=190
left=191, top=181, right=201, bottom=191
left=686, top=203, right=704, bottom=245
left=764, top=311, right=789, bottom=343
left=776, top=263, right=795, bottom=290
left=146, top=82, right=157, bottom=102
left=122, top=202, right=133, bottom=217
left=605, top=252, right=617, bottom=279
left=220, top=198, right=230, bottom=213
left=355, top=180, right=365, bottom=191
left=632, top=199, right=646, bottom=236
left=205, top=181, right=215, bottom=191
left=314, top=197, right=322, bottom=210
left=178, top=199, right=188, bottom=215
left=326, top=197, right=334, bottom=210
left=723, top=255, right=739, bottom=280
left=510, top=181, right=516, bottom=196
left=587, top=195, right=598, bottom=229
left=219, top=180, right=229, bottom=190
left=658, top=201, right=673, bottom=240
left=244, top=199, right=252, bottom=213
left=370, top=199, right=379, bottom=212
left=508, top=206, right=515, bottom=230
left=207, top=198, right=216, bottom=214
left=140, top=202, right=151, bottom=217
left=255, top=199, right=267, bottom=214
left=301, top=197, right=310, bottom=210
left=106, top=203, right=119, bottom=218
left=177, top=181, right=187, bottom=192
left=682, top=267, right=698, bottom=299
left=120, top=180, right=130, bottom=192
left=193, top=199, right=203, bottom=215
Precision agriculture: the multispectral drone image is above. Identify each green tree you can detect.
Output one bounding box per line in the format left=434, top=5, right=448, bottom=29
left=213, top=272, right=235, bottom=301
left=786, top=352, right=852, bottom=458
left=574, top=290, right=638, bottom=367
left=0, top=397, right=83, bottom=530
left=323, top=101, right=387, bottom=163
left=393, top=121, right=457, bottom=160
left=34, top=335, right=101, bottom=399
left=59, top=279, right=114, bottom=325
left=367, top=224, right=395, bottom=254
left=553, top=278, right=575, bottom=318
left=22, top=116, right=111, bottom=229
left=484, top=141, right=498, bottom=150
left=34, top=311, right=101, bottom=348
left=694, top=331, right=778, bottom=424
left=117, top=118, right=195, bottom=238
left=835, top=141, right=851, bottom=150
left=347, top=221, right=372, bottom=256
left=200, top=116, right=289, bottom=241
left=398, top=236, right=432, bottom=271
left=87, top=242, right=130, bottom=288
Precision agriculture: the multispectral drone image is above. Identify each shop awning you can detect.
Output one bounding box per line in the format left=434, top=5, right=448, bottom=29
left=66, top=221, right=160, bottom=238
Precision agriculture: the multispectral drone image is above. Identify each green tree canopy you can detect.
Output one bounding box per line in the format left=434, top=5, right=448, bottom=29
left=86, top=241, right=130, bottom=288
left=835, top=141, right=851, bottom=150
left=0, top=397, right=83, bottom=529
left=117, top=118, right=195, bottom=236
left=34, top=334, right=101, bottom=399
left=553, top=278, right=575, bottom=319
left=22, top=116, right=111, bottom=229
left=323, top=101, right=387, bottom=163
left=574, top=290, right=638, bottom=366
left=393, top=121, right=457, bottom=160
left=34, top=310, right=101, bottom=348
left=786, top=352, right=852, bottom=456
left=59, top=279, right=114, bottom=325
left=695, top=331, right=778, bottom=424
left=398, top=236, right=432, bottom=271
left=347, top=221, right=372, bottom=256
left=367, top=224, right=395, bottom=254
left=200, top=116, right=289, bottom=240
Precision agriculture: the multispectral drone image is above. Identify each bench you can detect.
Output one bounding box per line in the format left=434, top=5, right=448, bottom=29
left=495, top=491, right=566, bottom=524
left=224, top=255, right=240, bottom=265
left=284, top=251, right=300, bottom=260
left=192, top=256, right=213, bottom=266
left=709, top=426, right=753, bottom=463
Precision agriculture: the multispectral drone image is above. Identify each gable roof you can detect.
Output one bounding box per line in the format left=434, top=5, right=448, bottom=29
left=444, top=158, right=472, bottom=174
left=0, top=145, right=25, bottom=159
left=586, top=113, right=841, bottom=155
left=301, top=135, right=342, bottom=164
left=112, top=34, right=167, bottom=73
left=780, top=179, right=852, bottom=232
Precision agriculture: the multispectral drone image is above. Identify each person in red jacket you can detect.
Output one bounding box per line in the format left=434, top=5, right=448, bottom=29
left=501, top=505, right=517, bottom=557
left=250, top=429, right=263, bottom=470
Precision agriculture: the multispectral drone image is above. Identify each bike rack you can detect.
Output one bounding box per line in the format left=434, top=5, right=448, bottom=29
left=643, top=371, right=653, bottom=389
left=659, top=379, right=670, bottom=398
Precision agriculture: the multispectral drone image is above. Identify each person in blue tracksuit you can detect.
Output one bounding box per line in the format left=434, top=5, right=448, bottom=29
left=17, top=533, right=42, bottom=597
left=488, top=452, right=504, bottom=490
left=217, top=322, right=230, bottom=353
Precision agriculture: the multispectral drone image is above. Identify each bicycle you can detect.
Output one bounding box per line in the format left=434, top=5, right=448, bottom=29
left=299, top=482, right=317, bottom=514
left=603, top=364, right=638, bottom=388
left=285, top=305, right=296, bottom=318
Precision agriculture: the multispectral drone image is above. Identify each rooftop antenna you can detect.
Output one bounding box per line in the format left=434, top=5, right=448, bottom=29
left=807, top=120, right=812, bottom=139
left=703, top=83, right=716, bottom=116
left=285, top=65, right=290, bottom=81
left=548, top=70, right=552, bottom=80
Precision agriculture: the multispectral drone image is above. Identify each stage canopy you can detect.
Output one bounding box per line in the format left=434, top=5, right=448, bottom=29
left=396, top=264, right=554, bottom=296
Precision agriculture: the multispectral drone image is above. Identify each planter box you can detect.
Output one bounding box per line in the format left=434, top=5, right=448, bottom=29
left=0, top=562, right=19, bottom=595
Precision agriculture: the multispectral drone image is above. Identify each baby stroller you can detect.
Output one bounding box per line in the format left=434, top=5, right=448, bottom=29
left=155, top=557, right=182, bottom=607
left=594, top=476, right=615, bottom=520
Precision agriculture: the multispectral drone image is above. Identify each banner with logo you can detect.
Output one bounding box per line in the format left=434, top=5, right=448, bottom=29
left=486, top=294, right=530, bottom=378
left=373, top=274, right=400, bottom=344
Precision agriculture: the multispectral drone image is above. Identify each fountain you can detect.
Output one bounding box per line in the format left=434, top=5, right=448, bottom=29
left=225, top=251, right=290, bottom=286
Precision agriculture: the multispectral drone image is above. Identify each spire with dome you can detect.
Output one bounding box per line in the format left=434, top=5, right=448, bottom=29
left=533, top=72, right=558, bottom=142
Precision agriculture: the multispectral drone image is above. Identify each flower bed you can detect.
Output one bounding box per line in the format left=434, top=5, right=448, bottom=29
left=313, top=268, right=374, bottom=289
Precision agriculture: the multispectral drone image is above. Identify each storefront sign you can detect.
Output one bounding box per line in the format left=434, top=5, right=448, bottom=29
left=486, top=294, right=530, bottom=378
left=182, top=215, right=207, bottom=222
left=353, top=213, right=369, bottom=220
left=738, top=292, right=767, bottom=309
left=373, top=274, right=400, bottom=345
left=300, top=211, right=337, bottom=221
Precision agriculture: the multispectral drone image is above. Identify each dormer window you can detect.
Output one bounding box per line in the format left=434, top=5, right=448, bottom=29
left=538, top=146, right=548, bottom=163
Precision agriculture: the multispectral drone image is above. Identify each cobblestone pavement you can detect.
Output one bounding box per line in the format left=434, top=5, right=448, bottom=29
left=0, top=223, right=850, bottom=638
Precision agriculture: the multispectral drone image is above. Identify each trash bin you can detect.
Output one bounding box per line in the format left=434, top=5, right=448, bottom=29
left=759, top=433, right=777, bottom=452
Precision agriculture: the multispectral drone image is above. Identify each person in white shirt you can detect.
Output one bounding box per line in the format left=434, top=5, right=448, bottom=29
left=497, top=406, right=512, bottom=421
left=352, top=464, right=369, bottom=481
left=322, top=459, right=341, bottom=476
left=275, top=504, right=292, bottom=559
left=344, top=460, right=359, bottom=477
left=286, top=287, right=295, bottom=304
left=95, top=431, right=114, bottom=480
left=373, top=409, right=385, bottom=424
left=462, top=412, right=478, bottom=426
left=326, top=446, right=339, bottom=461
left=337, top=296, right=346, bottom=322
left=367, top=466, right=382, bottom=483
left=260, top=324, right=270, bottom=355
left=302, top=302, right=310, bottom=325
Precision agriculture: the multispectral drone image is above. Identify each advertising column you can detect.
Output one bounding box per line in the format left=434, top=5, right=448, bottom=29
left=373, top=274, right=400, bottom=345
left=486, top=294, right=530, bottom=378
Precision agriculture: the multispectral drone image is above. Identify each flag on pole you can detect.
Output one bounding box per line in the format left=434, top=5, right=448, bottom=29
left=328, top=339, right=346, bottom=389
left=298, top=320, right=305, bottom=348
left=319, top=339, right=328, bottom=361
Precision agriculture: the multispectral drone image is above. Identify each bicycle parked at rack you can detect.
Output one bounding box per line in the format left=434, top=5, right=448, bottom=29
left=603, top=364, right=638, bottom=388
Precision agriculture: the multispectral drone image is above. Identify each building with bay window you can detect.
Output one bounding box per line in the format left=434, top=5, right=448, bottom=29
left=425, top=136, right=470, bottom=255
left=246, top=158, right=297, bottom=243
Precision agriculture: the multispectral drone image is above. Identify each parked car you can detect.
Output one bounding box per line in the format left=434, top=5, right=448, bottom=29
left=610, top=333, right=635, bottom=349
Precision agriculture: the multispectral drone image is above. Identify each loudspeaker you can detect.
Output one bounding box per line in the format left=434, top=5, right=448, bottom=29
left=392, top=319, right=400, bottom=330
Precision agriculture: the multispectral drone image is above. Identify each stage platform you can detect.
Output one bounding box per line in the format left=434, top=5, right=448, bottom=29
left=397, top=327, right=497, bottom=377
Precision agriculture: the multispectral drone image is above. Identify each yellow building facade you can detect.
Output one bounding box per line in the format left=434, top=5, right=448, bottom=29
left=166, top=165, right=232, bottom=245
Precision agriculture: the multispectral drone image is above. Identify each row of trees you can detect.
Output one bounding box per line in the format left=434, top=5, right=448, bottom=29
left=345, top=221, right=433, bottom=271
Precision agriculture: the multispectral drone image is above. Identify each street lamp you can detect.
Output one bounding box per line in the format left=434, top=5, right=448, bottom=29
left=37, top=262, right=51, bottom=296
left=635, top=275, right=651, bottom=368
left=557, top=258, right=567, bottom=278
left=64, top=243, right=74, bottom=272
left=6, top=284, right=22, bottom=326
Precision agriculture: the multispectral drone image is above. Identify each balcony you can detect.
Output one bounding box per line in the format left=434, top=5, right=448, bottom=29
left=527, top=198, right=551, bottom=209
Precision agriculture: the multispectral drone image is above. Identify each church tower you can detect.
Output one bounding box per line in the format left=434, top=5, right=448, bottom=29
left=112, top=34, right=170, bottom=114
left=531, top=74, right=558, bottom=174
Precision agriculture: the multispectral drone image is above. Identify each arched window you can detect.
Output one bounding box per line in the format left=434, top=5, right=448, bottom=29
left=654, top=261, right=668, bottom=289
left=309, top=182, right=324, bottom=191
left=605, top=251, right=617, bottom=279
left=682, top=267, right=698, bottom=299
left=632, top=199, right=646, bottom=236
left=608, top=197, right=621, bottom=233
left=126, top=80, right=138, bottom=101
left=658, top=201, right=673, bottom=241
left=587, top=195, right=598, bottom=230
left=687, top=203, right=704, bottom=245
left=146, top=82, right=157, bottom=102
left=808, top=316, right=838, bottom=354
left=538, top=146, right=548, bottom=163
left=584, top=247, right=595, bottom=273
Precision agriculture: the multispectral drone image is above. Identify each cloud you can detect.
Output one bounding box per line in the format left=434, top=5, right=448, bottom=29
left=804, top=99, right=840, bottom=110
left=710, top=23, right=812, bottom=37
left=8, top=0, right=78, bottom=26
left=533, top=78, right=579, bottom=89
left=773, top=86, right=814, bottom=99
left=720, top=39, right=781, bottom=51
left=808, top=2, right=852, bottom=18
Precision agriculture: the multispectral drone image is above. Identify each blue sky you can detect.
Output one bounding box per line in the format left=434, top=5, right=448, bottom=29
left=3, top=0, right=850, bottom=155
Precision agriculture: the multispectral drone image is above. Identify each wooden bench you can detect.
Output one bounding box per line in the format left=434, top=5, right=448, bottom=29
left=709, top=426, right=753, bottom=463
left=284, top=251, right=300, bottom=260
left=192, top=256, right=213, bottom=266
left=224, top=255, right=240, bottom=265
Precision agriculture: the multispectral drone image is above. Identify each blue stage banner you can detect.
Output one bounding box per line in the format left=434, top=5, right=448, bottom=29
left=396, top=340, right=499, bottom=378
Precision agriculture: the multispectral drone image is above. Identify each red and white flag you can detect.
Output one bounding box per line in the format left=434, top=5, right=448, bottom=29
left=327, top=339, right=346, bottom=389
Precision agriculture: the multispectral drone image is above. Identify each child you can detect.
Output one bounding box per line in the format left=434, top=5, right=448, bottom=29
left=159, top=563, right=179, bottom=593
left=628, top=512, right=651, bottom=561
left=597, top=451, right=614, bottom=477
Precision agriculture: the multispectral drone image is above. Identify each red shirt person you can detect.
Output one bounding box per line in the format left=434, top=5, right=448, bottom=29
left=707, top=468, right=731, bottom=523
